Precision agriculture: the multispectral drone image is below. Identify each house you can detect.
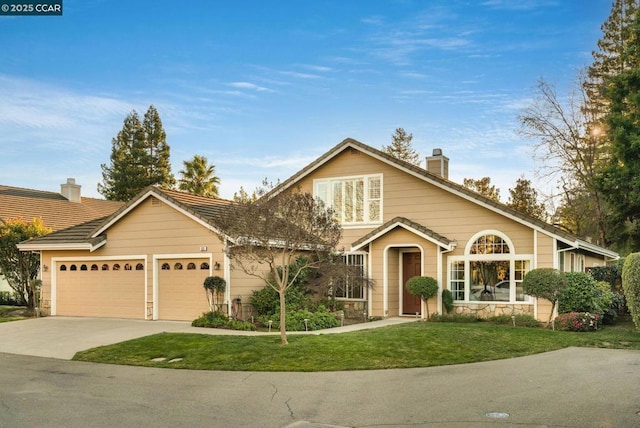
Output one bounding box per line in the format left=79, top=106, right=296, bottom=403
left=18, top=139, right=618, bottom=321
left=0, top=179, right=124, bottom=294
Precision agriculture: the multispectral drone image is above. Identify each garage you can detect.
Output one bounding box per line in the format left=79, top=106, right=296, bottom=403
left=157, top=258, right=211, bottom=321
left=56, top=260, right=145, bottom=319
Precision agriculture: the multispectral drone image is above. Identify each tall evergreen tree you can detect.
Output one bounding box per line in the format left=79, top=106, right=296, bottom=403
left=382, top=128, right=420, bottom=165
left=143, top=105, right=175, bottom=189
left=178, top=154, right=220, bottom=197
left=98, top=105, right=175, bottom=201
left=462, top=177, right=500, bottom=202
left=597, top=9, right=640, bottom=252
left=586, top=0, right=639, bottom=125
left=506, top=177, right=547, bottom=220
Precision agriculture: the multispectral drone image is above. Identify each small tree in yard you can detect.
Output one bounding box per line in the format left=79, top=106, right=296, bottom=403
left=203, top=276, right=226, bottom=312
left=622, top=253, right=640, bottom=330
left=215, top=188, right=342, bottom=345
left=0, top=218, right=52, bottom=312
left=405, top=276, right=439, bottom=318
left=522, top=268, right=567, bottom=329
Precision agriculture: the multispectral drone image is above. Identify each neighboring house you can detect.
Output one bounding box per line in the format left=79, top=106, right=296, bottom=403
left=0, top=179, right=124, bottom=293
left=19, top=139, right=618, bottom=321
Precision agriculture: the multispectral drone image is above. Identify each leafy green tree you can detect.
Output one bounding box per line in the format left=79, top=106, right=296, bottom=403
left=622, top=252, right=640, bottom=329
left=0, top=218, right=52, bottom=311
left=507, top=177, right=547, bottom=220
left=405, top=276, right=438, bottom=318
left=462, top=177, right=500, bottom=202
left=522, top=268, right=567, bottom=328
left=99, top=105, right=175, bottom=201
left=178, top=155, right=220, bottom=197
left=382, top=127, right=420, bottom=165
left=215, top=186, right=342, bottom=345
left=597, top=10, right=640, bottom=252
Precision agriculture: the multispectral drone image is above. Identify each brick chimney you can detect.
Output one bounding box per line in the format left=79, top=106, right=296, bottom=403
left=61, top=178, right=81, bottom=203
left=426, top=149, right=449, bottom=179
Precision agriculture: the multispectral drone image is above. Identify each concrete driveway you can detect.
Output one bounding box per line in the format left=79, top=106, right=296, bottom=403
left=0, top=316, right=414, bottom=360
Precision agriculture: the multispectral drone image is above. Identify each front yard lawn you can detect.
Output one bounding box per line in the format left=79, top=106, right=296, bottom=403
left=72, top=320, right=640, bottom=371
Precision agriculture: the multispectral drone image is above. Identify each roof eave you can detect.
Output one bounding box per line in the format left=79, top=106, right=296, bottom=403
left=17, top=239, right=106, bottom=253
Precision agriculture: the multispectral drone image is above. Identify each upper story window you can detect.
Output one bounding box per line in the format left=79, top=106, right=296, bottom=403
left=314, top=174, right=382, bottom=225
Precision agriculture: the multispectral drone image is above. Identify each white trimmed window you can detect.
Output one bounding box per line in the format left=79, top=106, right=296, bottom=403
left=333, top=253, right=367, bottom=300
left=314, top=175, right=382, bottom=225
left=448, top=231, right=533, bottom=303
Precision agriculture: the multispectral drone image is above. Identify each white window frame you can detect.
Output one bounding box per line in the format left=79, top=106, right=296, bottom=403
left=447, top=230, right=534, bottom=304
left=334, top=252, right=368, bottom=301
left=313, top=174, right=383, bottom=226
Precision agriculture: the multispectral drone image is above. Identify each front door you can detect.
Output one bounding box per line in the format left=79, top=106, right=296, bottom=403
left=402, top=252, right=422, bottom=315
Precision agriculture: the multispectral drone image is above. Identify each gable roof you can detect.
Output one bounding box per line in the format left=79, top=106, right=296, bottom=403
left=269, top=138, right=618, bottom=260
left=352, top=217, right=455, bottom=251
left=0, top=184, right=124, bottom=231
left=18, top=186, right=236, bottom=251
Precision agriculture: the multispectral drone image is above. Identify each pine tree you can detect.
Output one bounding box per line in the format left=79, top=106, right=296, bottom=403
left=99, top=106, right=175, bottom=201
left=143, top=105, right=175, bottom=189
left=597, top=9, right=640, bottom=251
left=506, top=177, right=546, bottom=220
left=586, top=0, right=639, bottom=125
left=382, top=128, right=420, bottom=165
left=462, top=177, right=500, bottom=202
left=178, top=155, right=220, bottom=197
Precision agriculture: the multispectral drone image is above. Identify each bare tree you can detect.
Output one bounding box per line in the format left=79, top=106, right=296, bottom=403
left=215, top=188, right=342, bottom=345
left=518, top=76, right=609, bottom=245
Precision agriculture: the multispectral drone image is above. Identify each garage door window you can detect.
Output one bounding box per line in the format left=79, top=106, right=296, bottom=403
left=136, top=263, right=144, bottom=270
left=201, top=262, right=209, bottom=269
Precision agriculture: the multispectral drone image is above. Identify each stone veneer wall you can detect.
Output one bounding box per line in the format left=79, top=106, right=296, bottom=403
left=453, top=303, right=534, bottom=318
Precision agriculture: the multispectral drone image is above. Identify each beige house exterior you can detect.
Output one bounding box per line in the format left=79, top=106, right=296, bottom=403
left=19, top=138, right=618, bottom=321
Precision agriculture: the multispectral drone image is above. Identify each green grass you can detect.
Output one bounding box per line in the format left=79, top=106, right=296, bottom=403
left=0, top=305, right=26, bottom=323
left=72, top=320, right=640, bottom=371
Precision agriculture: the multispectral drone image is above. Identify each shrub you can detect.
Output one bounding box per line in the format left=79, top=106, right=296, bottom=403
left=488, top=314, right=540, bottom=328
left=429, top=313, right=483, bottom=323
left=558, top=272, right=611, bottom=317
left=622, top=253, right=640, bottom=329
left=192, top=311, right=256, bottom=331
left=265, top=307, right=340, bottom=331
left=522, top=268, right=566, bottom=327
left=0, top=291, right=22, bottom=306
left=554, top=312, right=599, bottom=332
left=441, top=289, right=454, bottom=314
left=405, top=276, right=438, bottom=317
left=590, top=261, right=623, bottom=291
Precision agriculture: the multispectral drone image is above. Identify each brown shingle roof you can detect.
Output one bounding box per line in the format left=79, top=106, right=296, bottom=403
left=20, top=186, right=237, bottom=250
left=0, top=184, right=124, bottom=231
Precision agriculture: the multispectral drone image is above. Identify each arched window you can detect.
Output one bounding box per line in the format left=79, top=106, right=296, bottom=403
left=80, top=264, right=88, bottom=271
left=70, top=264, right=77, bottom=271
left=200, top=262, right=210, bottom=270
left=60, top=264, right=67, bottom=271
left=449, top=231, right=532, bottom=304
left=91, top=264, right=98, bottom=271
left=101, top=264, right=109, bottom=271
left=187, top=262, right=196, bottom=270
left=136, top=263, right=144, bottom=270
left=174, top=263, right=183, bottom=270
left=124, top=263, right=132, bottom=271
left=161, top=263, right=170, bottom=270
left=113, top=264, right=120, bottom=271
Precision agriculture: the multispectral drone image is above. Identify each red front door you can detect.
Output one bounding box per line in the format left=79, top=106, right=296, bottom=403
left=402, top=252, right=422, bottom=315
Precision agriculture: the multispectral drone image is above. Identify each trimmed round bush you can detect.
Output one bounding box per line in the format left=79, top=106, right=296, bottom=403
left=522, top=268, right=566, bottom=327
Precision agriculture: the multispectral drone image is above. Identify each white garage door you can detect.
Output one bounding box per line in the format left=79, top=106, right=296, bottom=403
left=158, top=259, right=211, bottom=321
left=56, top=260, right=145, bottom=319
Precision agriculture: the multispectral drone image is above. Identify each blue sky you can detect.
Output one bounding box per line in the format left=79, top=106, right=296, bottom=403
left=0, top=0, right=611, bottom=201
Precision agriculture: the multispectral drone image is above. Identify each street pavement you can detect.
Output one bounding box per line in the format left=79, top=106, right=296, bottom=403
left=0, top=317, right=639, bottom=427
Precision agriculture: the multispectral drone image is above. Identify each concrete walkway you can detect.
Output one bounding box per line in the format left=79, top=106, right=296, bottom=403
left=0, top=316, right=417, bottom=360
